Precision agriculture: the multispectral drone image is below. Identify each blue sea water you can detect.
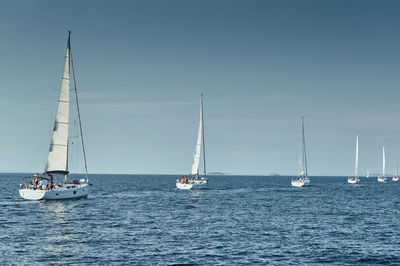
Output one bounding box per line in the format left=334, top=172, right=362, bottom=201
left=1, top=174, right=400, bottom=265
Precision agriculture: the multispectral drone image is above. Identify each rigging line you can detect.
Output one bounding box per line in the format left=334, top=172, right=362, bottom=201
left=69, top=31, right=89, bottom=183
left=201, top=93, right=207, bottom=177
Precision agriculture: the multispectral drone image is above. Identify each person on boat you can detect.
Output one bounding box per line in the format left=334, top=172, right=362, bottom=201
left=38, top=178, right=43, bottom=190
left=33, top=173, right=39, bottom=189
left=32, top=173, right=37, bottom=184
left=49, top=174, right=54, bottom=189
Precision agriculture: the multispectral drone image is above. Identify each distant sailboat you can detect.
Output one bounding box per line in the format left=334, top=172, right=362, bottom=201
left=176, top=94, right=207, bottom=190
left=348, top=135, right=360, bottom=184
left=393, top=157, right=399, bottom=182
left=377, top=146, right=387, bottom=182
left=19, top=32, right=90, bottom=200
left=291, top=117, right=310, bottom=187
left=366, top=170, right=369, bottom=178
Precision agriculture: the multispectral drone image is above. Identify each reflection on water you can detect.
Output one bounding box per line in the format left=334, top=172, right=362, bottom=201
left=39, top=202, right=71, bottom=256
left=40, top=201, right=68, bottom=216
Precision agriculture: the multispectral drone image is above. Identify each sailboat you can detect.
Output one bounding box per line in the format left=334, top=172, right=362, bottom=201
left=291, top=117, right=310, bottom=187
left=19, top=32, right=90, bottom=200
left=377, top=146, right=387, bottom=182
left=348, top=135, right=360, bottom=184
left=176, top=94, right=207, bottom=190
left=393, top=157, right=399, bottom=182
left=366, top=170, right=369, bottom=178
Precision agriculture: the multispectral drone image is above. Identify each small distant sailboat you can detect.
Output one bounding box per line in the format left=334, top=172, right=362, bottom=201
left=366, top=170, right=369, bottom=178
left=291, top=117, right=310, bottom=187
left=377, top=146, right=387, bottom=182
left=19, top=32, right=90, bottom=200
left=393, top=157, right=399, bottom=182
left=176, top=94, right=207, bottom=190
left=348, top=135, right=360, bottom=184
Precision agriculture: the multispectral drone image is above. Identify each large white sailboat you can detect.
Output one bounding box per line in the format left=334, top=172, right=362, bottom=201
left=348, top=135, right=360, bottom=184
left=377, top=146, right=387, bottom=182
left=393, top=157, right=399, bottom=182
left=176, top=94, right=207, bottom=190
left=19, top=32, right=90, bottom=200
left=291, top=117, right=310, bottom=187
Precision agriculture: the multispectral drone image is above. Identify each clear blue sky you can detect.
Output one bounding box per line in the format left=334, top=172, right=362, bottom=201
left=1, top=0, right=400, bottom=175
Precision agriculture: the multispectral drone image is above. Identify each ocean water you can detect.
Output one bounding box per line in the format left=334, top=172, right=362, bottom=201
left=1, top=174, right=400, bottom=265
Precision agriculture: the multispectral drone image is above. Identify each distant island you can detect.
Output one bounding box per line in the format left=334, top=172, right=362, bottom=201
left=264, top=173, right=280, bottom=176
left=208, top=172, right=226, bottom=175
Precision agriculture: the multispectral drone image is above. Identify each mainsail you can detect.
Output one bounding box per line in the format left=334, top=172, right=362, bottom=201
left=191, top=95, right=204, bottom=176
left=45, top=34, right=70, bottom=175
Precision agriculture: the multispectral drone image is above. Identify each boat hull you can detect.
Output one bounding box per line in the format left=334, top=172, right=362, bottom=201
left=291, top=178, right=310, bottom=187
left=176, top=182, right=193, bottom=190
left=377, top=176, right=387, bottom=182
left=347, top=177, right=360, bottom=184
left=393, top=176, right=399, bottom=182
left=19, top=183, right=89, bottom=200
left=193, top=178, right=207, bottom=189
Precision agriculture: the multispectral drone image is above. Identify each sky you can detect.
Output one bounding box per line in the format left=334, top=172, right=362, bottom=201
left=0, top=0, right=400, bottom=175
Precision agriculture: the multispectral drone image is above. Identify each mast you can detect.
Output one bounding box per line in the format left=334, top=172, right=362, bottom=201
left=301, top=116, right=308, bottom=177
left=382, top=146, right=385, bottom=177
left=69, top=31, right=89, bottom=183
left=201, top=93, right=206, bottom=177
left=354, top=135, right=359, bottom=177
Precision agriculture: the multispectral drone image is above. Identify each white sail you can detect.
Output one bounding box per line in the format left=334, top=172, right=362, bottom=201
left=191, top=95, right=203, bottom=176
left=382, top=146, right=385, bottom=177
left=354, top=135, right=359, bottom=177
left=291, top=116, right=310, bottom=187
left=301, top=116, right=308, bottom=177
left=45, top=39, right=70, bottom=174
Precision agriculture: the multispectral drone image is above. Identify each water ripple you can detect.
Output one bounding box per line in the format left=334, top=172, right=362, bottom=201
left=1, top=174, right=400, bottom=264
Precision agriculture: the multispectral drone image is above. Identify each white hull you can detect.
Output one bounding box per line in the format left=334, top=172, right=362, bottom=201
left=291, top=177, right=310, bottom=187
left=377, top=176, right=387, bottom=182
left=392, top=176, right=399, bottom=182
left=19, top=183, right=89, bottom=200
left=193, top=178, right=207, bottom=188
left=347, top=177, right=360, bottom=184
left=176, top=181, right=193, bottom=190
